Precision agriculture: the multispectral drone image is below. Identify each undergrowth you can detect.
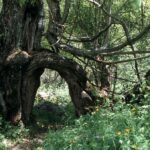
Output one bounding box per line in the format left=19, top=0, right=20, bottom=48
left=0, top=117, right=29, bottom=150
left=44, top=102, right=150, bottom=150
left=0, top=80, right=150, bottom=150
left=43, top=83, right=150, bottom=150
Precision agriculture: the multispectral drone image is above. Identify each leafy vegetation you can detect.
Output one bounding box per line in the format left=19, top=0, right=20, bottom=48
left=44, top=103, right=150, bottom=150
left=41, top=81, right=150, bottom=150
left=0, top=78, right=150, bottom=149
left=0, top=0, right=150, bottom=150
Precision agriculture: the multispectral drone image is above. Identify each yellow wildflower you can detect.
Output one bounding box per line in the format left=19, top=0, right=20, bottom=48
left=96, top=108, right=99, bottom=112
left=95, top=106, right=99, bottom=112
left=125, top=128, right=130, bottom=133
left=131, top=108, right=137, bottom=112
left=116, top=131, right=121, bottom=136
left=131, top=144, right=138, bottom=149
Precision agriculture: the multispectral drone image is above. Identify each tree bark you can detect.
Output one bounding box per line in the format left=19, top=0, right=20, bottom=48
left=0, top=0, right=25, bottom=123
left=0, top=0, right=44, bottom=124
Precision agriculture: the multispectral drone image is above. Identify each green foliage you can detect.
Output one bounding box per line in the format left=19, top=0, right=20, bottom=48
left=0, top=120, right=28, bottom=139
left=24, top=70, right=150, bottom=149
left=0, top=116, right=29, bottom=150
left=1, top=77, right=150, bottom=150
left=44, top=102, right=150, bottom=150
left=0, top=117, right=6, bottom=150
left=129, top=0, right=142, bottom=10
left=36, top=81, right=70, bottom=106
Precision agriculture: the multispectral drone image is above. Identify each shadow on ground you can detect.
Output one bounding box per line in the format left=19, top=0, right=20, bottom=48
left=1, top=101, right=76, bottom=150
left=32, top=101, right=75, bottom=129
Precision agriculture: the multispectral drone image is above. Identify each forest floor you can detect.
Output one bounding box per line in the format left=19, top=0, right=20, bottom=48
left=1, top=101, right=68, bottom=150
left=4, top=131, right=46, bottom=150
left=2, top=83, right=150, bottom=150
left=2, top=102, right=150, bottom=150
left=1, top=84, right=71, bottom=150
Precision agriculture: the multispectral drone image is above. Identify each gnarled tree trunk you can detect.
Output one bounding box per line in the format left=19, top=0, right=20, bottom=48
left=0, top=0, right=25, bottom=123
left=0, top=0, right=44, bottom=123
left=0, top=0, right=96, bottom=125
left=21, top=51, right=96, bottom=124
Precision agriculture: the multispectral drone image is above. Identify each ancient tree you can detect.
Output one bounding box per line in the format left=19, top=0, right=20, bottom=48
left=0, top=0, right=96, bottom=124
left=0, top=0, right=150, bottom=124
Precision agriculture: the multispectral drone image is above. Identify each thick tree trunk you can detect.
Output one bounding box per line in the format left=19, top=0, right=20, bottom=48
left=0, top=0, right=44, bottom=124
left=22, top=0, right=44, bottom=51
left=0, top=0, right=24, bottom=123
left=21, top=68, right=44, bottom=124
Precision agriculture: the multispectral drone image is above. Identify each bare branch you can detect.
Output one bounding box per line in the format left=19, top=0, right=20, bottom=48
left=88, top=0, right=103, bottom=7
left=102, top=55, right=150, bottom=65
left=102, top=50, right=150, bottom=56
left=57, top=24, right=150, bottom=57
left=62, top=24, right=112, bottom=42
left=57, top=43, right=150, bottom=64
